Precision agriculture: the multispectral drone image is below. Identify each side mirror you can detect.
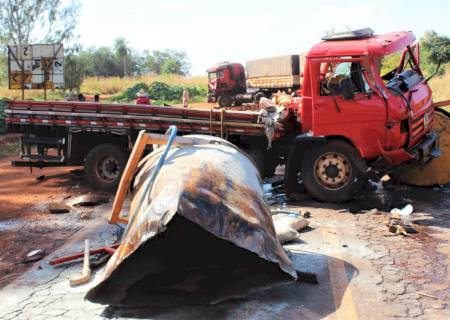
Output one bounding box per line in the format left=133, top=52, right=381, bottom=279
left=339, top=77, right=354, bottom=100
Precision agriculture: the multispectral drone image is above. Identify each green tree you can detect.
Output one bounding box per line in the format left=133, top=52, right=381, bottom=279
left=422, top=31, right=450, bottom=64
left=421, top=30, right=450, bottom=76
left=114, top=37, right=130, bottom=77
left=0, top=0, right=80, bottom=45
left=144, top=49, right=190, bottom=75
left=64, top=46, right=87, bottom=93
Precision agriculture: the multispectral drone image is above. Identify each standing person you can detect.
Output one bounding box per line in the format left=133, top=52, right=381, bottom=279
left=182, top=88, right=189, bottom=108
left=78, top=93, right=86, bottom=101
left=94, top=94, right=100, bottom=102
left=136, top=89, right=151, bottom=105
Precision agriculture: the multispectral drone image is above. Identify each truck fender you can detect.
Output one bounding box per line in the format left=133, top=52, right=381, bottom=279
left=284, top=135, right=327, bottom=193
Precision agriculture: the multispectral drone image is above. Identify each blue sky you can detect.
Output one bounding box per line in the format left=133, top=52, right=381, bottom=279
left=76, top=0, right=450, bottom=75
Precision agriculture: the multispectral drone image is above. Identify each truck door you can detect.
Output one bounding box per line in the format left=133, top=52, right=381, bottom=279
left=312, top=59, right=387, bottom=159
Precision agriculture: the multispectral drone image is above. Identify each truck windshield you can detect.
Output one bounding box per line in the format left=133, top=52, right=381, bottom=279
left=378, top=49, right=421, bottom=83
left=208, top=72, right=217, bottom=80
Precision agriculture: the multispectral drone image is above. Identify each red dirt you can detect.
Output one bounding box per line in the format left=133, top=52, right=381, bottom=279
left=0, top=141, right=106, bottom=288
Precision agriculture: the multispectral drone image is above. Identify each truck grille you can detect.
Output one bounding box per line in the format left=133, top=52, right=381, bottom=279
left=411, top=109, right=433, bottom=142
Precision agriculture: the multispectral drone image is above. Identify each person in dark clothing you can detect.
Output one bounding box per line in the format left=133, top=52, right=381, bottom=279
left=78, top=93, right=86, bottom=101
left=94, top=94, right=100, bottom=102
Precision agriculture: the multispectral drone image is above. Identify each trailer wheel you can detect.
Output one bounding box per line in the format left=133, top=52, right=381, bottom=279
left=301, top=141, right=363, bottom=202
left=84, top=143, right=127, bottom=192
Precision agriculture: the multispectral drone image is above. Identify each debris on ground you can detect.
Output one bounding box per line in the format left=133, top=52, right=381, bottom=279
left=272, top=211, right=310, bottom=243
left=48, top=202, right=71, bottom=214
left=67, top=194, right=109, bottom=207
left=86, top=134, right=298, bottom=307
left=69, top=239, right=91, bottom=286
left=21, top=249, right=46, bottom=263
left=390, top=204, right=414, bottom=224
left=302, top=211, right=311, bottom=218
left=384, top=204, right=418, bottom=236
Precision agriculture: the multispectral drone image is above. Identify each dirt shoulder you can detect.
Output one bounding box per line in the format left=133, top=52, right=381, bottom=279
left=0, top=147, right=110, bottom=289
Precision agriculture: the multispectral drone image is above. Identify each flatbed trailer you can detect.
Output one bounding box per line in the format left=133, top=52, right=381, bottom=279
left=5, top=100, right=277, bottom=191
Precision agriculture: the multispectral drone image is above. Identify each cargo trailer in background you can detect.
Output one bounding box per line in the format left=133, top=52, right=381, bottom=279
left=207, top=54, right=305, bottom=107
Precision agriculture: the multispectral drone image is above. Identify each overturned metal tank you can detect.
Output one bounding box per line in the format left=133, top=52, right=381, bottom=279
left=86, top=135, right=297, bottom=307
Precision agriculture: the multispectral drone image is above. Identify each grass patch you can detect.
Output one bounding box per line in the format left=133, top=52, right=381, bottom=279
left=0, top=74, right=208, bottom=102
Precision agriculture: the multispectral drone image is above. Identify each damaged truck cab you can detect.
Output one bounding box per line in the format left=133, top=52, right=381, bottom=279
left=285, top=29, right=440, bottom=202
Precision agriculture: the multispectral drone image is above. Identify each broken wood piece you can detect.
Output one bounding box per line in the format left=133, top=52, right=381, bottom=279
left=69, top=239, right=91, bottom=286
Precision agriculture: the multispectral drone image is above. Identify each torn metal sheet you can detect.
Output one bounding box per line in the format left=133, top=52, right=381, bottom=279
left=86, top=135, right=297, bottom=307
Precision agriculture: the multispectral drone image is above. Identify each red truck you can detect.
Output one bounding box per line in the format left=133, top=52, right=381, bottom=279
left=207, top=55, right=303, bottom=107
left=5, top=29, right=440, bottom=202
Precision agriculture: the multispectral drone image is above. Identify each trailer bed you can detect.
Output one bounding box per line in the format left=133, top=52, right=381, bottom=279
left=5, top=100, right=268, bottom=136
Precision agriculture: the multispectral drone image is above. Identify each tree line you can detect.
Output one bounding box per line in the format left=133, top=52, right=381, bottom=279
left=0, top=0, right=450, bottom=93
left=64, top=41, right=190, bottom=91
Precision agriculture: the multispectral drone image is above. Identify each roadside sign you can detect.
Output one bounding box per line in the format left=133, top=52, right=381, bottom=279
left=7, top=44, right=64, bottom=96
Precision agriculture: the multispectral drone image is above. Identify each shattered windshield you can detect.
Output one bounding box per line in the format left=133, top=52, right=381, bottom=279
left=378, top=49, right=420, bottom=83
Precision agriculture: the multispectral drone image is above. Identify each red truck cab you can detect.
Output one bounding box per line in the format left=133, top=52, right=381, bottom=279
left=284, top=29, right=440, bottom=201
left=207, top=62, right=246, bottom=105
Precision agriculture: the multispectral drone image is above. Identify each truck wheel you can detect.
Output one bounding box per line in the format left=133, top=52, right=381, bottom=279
left=217, top=95, right=231, bottom=108
left=301, top=141, right=363, bottom=202
left=84, top=143, right=127, bottom=192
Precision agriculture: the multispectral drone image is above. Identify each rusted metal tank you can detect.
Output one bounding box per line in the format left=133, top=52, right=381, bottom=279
left=86, top=135, right=297, bottom=307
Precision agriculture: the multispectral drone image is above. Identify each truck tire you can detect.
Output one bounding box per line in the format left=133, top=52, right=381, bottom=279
left=217, top=95, right=231, bottom=108
left=301, top=141, right=363, bottom=202
left=84, top=143, right=127, bottom=192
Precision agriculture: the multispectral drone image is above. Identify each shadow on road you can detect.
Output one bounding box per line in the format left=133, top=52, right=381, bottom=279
left=99, top=252, right=358, bottom=320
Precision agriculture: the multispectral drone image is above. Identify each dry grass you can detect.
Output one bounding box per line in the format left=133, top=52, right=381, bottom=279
left=80, top=74, right=208, bottom=95
left=429, top=70, right=450, bottom=103
left=0, top=87, right=63, bottom=100
left=0, top=74, right=208, bottom=100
